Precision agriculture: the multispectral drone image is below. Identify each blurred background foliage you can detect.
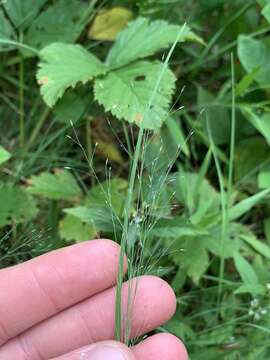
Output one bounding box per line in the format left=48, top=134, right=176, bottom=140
left=1, top=0, right=270, bottom=358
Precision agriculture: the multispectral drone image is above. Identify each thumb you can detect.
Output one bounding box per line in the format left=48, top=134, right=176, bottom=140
left=51, top=340, right=136, bottom=360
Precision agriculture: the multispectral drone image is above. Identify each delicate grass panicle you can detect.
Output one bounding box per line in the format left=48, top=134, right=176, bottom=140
left=67, top=24, right=188, bottom=343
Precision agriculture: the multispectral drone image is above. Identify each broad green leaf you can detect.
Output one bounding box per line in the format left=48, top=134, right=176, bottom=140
left=196, top=325, right=234, bottom=346
left=0, top=9, right=16, bottom=51
left=234, top=137, right=269, bottom=184
left=106, top=17, right=203, bottom=68
left=198, top=86, right=230, bottom=145
left=165, top=117, right=190, bottom=157
left=258, top=170, right=270, bottom=189
left=0, top=183, right=38, bottom=227
left=241, top=106, right=270, bottom=145
left=235, top=283, right=265, bottom=295
left=94, top=61, right=176, bottom=129
left=53, top=91, right=87, bottom=124
left=3, top=0, right=46, bottom=30
left=37, top=43, right=107, bottom=107
left=59, top=214, right=96, bottom=242
left=85, top=178, right=128, bottom=214
left=150, top=217, right=207, bottom=238
left=25, top=0, right=88, bottom=49
left=64, top=206, right=121, bottom=232
left=0, top=146, right=11, bottom=165
left=88, top=7, right=133, bottom=41
left=205, top=224, right=242, bottom=258
left=233, top=252, right=258, bottom=287
left=237, top=35, right=270, bottom=85
left=229, top=189, right=270, bottom=221
left=27, top=169, right=82, bottom=201
left=164, top=319, right=195, bottom=340
left=181, top=238, right=209, bottom=283
left=241, top=233, right=270, bottom=260
left=235, top=67, right=260, bottom=97
left=174, top=172, right=220, bottom=221
left=264, top=217, right=270, bottom=243
left=262, top=3, right=270, bottom=23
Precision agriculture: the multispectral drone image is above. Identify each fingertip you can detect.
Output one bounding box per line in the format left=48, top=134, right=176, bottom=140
left=133, top=333, right=188, bottom=360
left=51, top=340, right=136, bottom=360
left=89, top=239, right=128, bottom=271
left=138, top=275, right=177, bottom=316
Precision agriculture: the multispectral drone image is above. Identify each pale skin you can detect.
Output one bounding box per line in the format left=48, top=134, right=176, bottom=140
left=0, top=239, right=188, bottom=359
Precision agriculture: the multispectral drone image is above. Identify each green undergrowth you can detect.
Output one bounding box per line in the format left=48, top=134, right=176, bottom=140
left=1, top=0, right=270, bottom=358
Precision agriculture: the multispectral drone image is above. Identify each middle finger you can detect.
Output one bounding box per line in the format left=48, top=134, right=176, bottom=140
left=0, top=276, right=176, bottom=360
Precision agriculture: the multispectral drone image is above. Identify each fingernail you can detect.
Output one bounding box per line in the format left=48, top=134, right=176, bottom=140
left=81, top=345, right=126, bottom=359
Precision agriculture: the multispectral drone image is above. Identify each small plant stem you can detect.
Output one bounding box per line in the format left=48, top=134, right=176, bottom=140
left=217, top=53, right=236, bottom=300
left=115, top=126, right=144, bottom=342
left=122, top=123, right=132, bottom=159
left=0, top=39, right=39, bottom=55
left=28, top=107, right=50, bottom=146
left=19, top=32, right=25, bottom=147
left=86, top=118, right=95, bottom=186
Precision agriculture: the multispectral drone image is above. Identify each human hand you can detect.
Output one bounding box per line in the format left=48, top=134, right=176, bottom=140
left=0, top=239, right=187, bottom=359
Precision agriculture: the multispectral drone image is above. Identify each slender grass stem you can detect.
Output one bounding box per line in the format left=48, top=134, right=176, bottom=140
left=19, top=32, right=25, bottom=147
left=28, top=108, right=50, bottom=146
left=206, top=117, right=227, bottom=304
left=0, top=39, right=39, bottom=55
left=115, top=127, right=144, bottom=342
left=217, top=53, right=236, bottom=301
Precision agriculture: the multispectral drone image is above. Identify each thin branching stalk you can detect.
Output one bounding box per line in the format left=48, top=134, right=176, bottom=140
left=115, top=24, right=187, bottom=343
left=19, top=31, right=25, bottom=147
left=218, top=53, right=236, bottom=299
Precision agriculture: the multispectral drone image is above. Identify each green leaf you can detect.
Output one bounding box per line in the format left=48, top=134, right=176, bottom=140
left=198, top=86, right=230, bottom=145
left=53, top=91, right=87, bottom=124
left=37, top=42, right=107, bottom=107
left=241, top=233, right=270, bottom=260
left=150, top=217, right=207, bottom=238
left=106, top=17, right=203, bottom=68
left=235, top=283, right=265, bottom=295
left=233, top=252, right=259, bottom=294
left=241, top=106, right=270, bottom=145
left=235, top=67, right=260, bottom=97
left=264, top=217, right=270, bottom=243
left=59, top=214, right=96, bottom=242
left=229, top=189, right=270, bottom=221
left=88, top=7, right=133, bottom=41
left=94, top=61, right=176, bottom=129
left=258, top=170, right=270, bottom=189
left=181, top=238, right=209, bottom=283
left=262, top=3, right=270, bottom=23
left=174, top=171, right=220, bottom=221
left=85, top=178, right=128, bottom=216
left=234, top=137, right=269, bottom=184
left=165, top=117, right=190, bottom=157
left=3, top=0, right=46, bottom=30
left=237, top=35, right=270, bottom=85
left=196, top=325, right=234, bottom=346
left=64, top=206, right=121, bottom=233
left=0, top=146, right=11, bottom=165
left=0, top=183, right=38, bottom=227
left=205, top=224, right=242, bottom=258
left=164, top=319, right=195, bottom=340
left=27, top=169, right=82, bottom=201
left=25, top=0, right=87, bottom=49
left=0, top=9, right=16, bottom=51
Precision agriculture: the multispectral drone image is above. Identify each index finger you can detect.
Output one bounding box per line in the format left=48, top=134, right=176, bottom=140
left=0, top=239, right=125, bottom=346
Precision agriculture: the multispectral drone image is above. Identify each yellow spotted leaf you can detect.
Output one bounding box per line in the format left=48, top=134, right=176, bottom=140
left=88, top=7, right=133, bottom=41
